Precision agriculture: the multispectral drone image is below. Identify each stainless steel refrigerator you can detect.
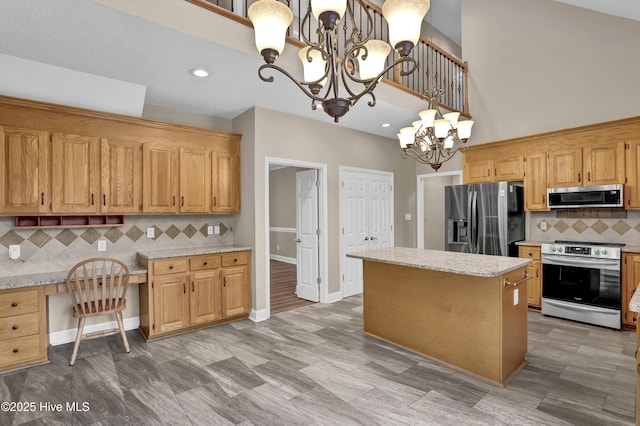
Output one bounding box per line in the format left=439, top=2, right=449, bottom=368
left=445, top=182, right=525, bottom=257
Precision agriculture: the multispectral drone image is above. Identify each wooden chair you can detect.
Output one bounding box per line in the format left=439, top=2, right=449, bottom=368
left=65, top=257, right=130, bottom=366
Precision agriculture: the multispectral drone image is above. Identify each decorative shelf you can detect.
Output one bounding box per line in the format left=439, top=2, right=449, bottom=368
left=15, top=215, right=125, bottom=229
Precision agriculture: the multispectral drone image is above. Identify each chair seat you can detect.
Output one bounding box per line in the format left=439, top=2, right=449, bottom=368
left=73, top=298, right=127, bottom=317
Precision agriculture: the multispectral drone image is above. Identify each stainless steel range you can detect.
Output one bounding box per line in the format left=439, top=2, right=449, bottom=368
left=541, top=240, right=623, bottom=329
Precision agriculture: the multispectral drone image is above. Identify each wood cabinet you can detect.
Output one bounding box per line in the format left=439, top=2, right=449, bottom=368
left=0, top=287, right=48, bottom=373
left=623, top=252, right=640, bottom=327
left=625, top=140, right=640, bottom=209
left=211, top=144, right=240, bottom=213
left=519, top=246, right=542, bottom=308
left=463, top=156, right=524, bottom=184
left=524, top=153, right=549, bottom=211
left=100, top=137, right=142, bottom=213
left=51, top=133, right=100, bottom=214
left=138, top=250, right=250, bottom=340
left=142, top=142, right=179, bottom=214
left=180, top=147, right=211, bottom=213
left=0, top=126, right=49, bottom=214
left=547, top=142, right=625, bottom=188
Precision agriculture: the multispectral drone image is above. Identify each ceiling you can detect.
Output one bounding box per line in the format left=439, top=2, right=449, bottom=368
left=0, top=0, right=638, bottom=140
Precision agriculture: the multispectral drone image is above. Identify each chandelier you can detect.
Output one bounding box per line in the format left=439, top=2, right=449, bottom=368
left=248, top=0, right=430, bottom=122
left=398, top=88, right=474, bottom=171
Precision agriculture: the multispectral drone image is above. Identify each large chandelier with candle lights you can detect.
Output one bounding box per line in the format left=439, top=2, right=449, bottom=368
left=248, top=0, right=430, bottom=122
left=398, top=88, right=474, bottom=171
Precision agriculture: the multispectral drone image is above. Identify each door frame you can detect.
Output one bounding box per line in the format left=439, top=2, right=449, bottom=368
left=264, top=157, right=329, bottom=316
left=416, top=170, right=463, bottom=249
left=339, top=166, right=394, bottom=298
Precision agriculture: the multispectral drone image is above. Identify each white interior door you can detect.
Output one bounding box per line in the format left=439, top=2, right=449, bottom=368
left=296, top=169, right=319, bottom=302
left=340, top=168, right=394, bottom=298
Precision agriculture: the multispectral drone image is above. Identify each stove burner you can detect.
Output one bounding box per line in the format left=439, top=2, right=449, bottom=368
left=554, top=240, right=625, bottom=247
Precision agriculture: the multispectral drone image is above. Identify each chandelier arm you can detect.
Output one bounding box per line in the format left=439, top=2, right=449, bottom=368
left=300, top=5, right=325, bottom=49
left=258, top=64, right=325, bottom=102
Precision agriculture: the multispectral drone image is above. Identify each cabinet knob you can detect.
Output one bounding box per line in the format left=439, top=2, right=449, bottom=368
left=213, top=197, right=217, bottom=207
left=11, top=302, right=17, bottom=307
left=233, top=258, right=238, bottom=262
left=12, top=325, right=18, bottom=330
left=12, top=348, right=19, bottom=353
left=203, top=262, right=208, bottom=265
left=169, top=266, right=174, bottom=270
left=41, top=192, right=45, bottom=205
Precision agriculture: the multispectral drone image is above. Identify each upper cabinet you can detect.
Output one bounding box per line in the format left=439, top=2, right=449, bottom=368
left=524, top=153, right=549, bottom=211
left=100, top=137, right=142, bottom=214
left=180, top=147, right=211, bottom=213
left=211, top=141, right=240, bottom=213
left=0, top=126, right=49, bottom=214
left=625, top=140, right=640, bottom=209
left=51, top=133, right=99, bottom=214
left=547, top=148, right=582, bottom=188
left=142, top=143, right=179, bottom=214
left=547, top=142, right=625, bottom=188
left=463, top=155, right=524, bottom=184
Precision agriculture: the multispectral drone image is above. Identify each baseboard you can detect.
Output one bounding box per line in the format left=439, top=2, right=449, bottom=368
left=270, top=254, right=296, bottom=264
left=324, top=291, right=343, bottom=304
left=250, top=308, right=269, bottom=322
left=49, top=316, right=140, bottom=346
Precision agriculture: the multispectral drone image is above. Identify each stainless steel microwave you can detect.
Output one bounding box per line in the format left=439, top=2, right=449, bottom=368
left=547, top=184, right=623, bottom=208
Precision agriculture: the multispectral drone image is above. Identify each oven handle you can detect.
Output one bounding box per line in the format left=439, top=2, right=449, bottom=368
left=542, top=254, right=620, bottom=270
left=543, top=298, right=620, bottom=315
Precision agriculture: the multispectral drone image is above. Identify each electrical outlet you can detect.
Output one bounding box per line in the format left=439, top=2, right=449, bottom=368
left=214, top=225, right=220, bottom=234
left=8, top=244, right=20, bottom=260
left=276, top=244, right=280, bottom=251
left=404, top=213, right=412, bottom=221
left=147, top=227, right=155, bottom=238
left=540, top=221, right=548, bottom=231
left=98, top=240, right=107, bottom=252
left=207, top=226, right=214, bottom=235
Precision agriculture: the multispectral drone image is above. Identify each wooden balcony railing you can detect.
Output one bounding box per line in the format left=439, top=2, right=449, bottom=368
left=186, top=0, right=469, bottom=116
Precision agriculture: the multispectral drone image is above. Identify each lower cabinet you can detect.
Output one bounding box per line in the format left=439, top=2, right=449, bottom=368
left=518, top=245, right=542, bottom=308
left=0, top=287, right=48, bottom=373
left=138, top=250, right=250, bottom=340
left=623, top=253, right=640, bottom=327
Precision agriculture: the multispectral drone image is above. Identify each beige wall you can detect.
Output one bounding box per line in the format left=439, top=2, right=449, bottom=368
left=269, top=167, right=301, bottom=259
left=234, top=107, right=416, bottom=313
left=423, top=174, right=459, bottom=250
left=142, top=103, right=233, bottom=132
left=461, top=0, right=640, bottom=145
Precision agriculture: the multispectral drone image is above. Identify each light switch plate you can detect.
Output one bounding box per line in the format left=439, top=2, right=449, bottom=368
left=514, top=288, right=519, bottom=305
left=98, top=240, right=107, bottom=252
left=214, top=225, right=220, bottom=235
left=8, top=244, right=20, bottom=260
left=147, top=227, right=155, bottom=238
left=207, top=226, right=214, bottom=235
left=404, top=213, right=412, bottom=221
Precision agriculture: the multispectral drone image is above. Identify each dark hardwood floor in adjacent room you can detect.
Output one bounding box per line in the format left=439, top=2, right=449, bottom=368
left=270, top=259, right=315, bottom=314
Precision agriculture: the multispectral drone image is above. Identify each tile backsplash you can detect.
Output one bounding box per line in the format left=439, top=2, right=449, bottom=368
left=0, top=215, right=234, bottom=276
left=529, top=210, right=640, bottom=244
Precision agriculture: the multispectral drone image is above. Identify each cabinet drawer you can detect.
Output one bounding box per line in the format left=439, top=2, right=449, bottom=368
left=190, top=255, right=221, bottom=271
left=0, top=312, right=40, bottom=340
left=153, top=258, right=188, bottom=276
left=0, top=289, right=39, bottom=318
left=518, top=246, right=541, bottom=260
left=222, top=252, right=249, bottom=267
left=0, top=334, right=42, bottom=367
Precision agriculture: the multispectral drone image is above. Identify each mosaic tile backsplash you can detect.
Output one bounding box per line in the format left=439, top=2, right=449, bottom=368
left=529, top=210, right=640, bottom=244
left=0, top=215, right=234, bottom=276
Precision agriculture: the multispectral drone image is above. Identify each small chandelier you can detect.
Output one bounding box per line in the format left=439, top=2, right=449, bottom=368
left=248, top=0, right=430, bottom=122
left=398, top=88, right=474, bottom=171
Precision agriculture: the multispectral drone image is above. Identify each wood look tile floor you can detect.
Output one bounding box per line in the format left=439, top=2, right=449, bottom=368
left=1, top=296, right=635, bottom=425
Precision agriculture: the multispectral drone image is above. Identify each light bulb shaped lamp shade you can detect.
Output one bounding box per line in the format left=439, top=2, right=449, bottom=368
left=357, top=39, right=391, bottom=81
left=312, top=0, right=347, bottom=27
left=398, top=127, right=416, bottom=148
left=457, top=120, right=474, bottom=140
left=412, top=120, right=422, bottom=131
left=382, top=0, right=430, bottom=56
left=444, top=135, right=455, bottom=149
left=248, top=0, right=294, bottom=64
left=418, top=109, right=437, bottom=128
left=442, top=112, right=460, bottom=128
left=433, top=119, right=450, bottom=139
left=299, top=46, right=327, bottom=85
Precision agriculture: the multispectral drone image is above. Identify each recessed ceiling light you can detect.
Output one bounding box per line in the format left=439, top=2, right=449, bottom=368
left=380, top=123, right=392, bottom=128
left=189, top=68, right=209, bottom=78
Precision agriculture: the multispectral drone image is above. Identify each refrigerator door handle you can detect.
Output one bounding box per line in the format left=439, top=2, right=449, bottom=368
left=467, top=189, right=474, bottom=253
left=471, top=190, right=479, bottom=253
left=497, top=183, right=508, bottom=256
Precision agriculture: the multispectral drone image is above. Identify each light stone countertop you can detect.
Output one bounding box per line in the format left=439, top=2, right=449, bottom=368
left=0, top=264, right=148, bottom=291
left=630, top=287, right=640, bottom=313
left=623, top=245, right=640, bottom=254
left=516, top=240, right=545, bottom=247
left=347, top=247, right=531, bottom=278
left=137, top=244, right=252, bottom=260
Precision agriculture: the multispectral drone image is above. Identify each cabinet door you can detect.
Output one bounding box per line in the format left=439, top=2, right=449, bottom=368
left=100, top=138, right=142, bottom=213
left=463, top=159, right=492, bottom=183
left=154, top=274, right=190, bottom=334
left=623, top=253, right=640, bottom=327
left=526, top=261, right=541, bottom=308
left=524, top=153, right=549, bottom=211
left=583, top=142, right=625, bottom=186
left=51, top=133, right=99, bottom=213
left=547, top=148, right=582, bottom=188
left=222, top=266, right=249, bottom=317
left=626, top=140, right=640, bottom=209
left=180, top=147, right=211, bottom=213
left=143, top=143, right=179, bottom=213
left=0, top=126, right=49, bottom=214
left=211, top=150, right=240, bottom=213
left=190, top=270, right=222, bottom=325
left=494, top=156, right=524, bottom=181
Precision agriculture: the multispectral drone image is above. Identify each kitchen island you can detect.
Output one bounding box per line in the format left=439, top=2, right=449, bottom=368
left=347, top=247, right=531, bottom=386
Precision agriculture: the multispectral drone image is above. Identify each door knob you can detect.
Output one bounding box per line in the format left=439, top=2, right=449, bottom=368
left=364, top=237, right=370, bottom=241
left=294, top=238, right=301, bottom=243
left=370, top=236, right=377, bottom=240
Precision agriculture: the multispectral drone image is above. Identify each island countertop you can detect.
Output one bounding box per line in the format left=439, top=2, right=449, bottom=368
left=347, top=247, right=531, bottom=278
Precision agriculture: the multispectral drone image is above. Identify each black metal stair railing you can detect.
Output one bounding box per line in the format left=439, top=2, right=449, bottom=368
left=188, top=0, right=469, bottom=116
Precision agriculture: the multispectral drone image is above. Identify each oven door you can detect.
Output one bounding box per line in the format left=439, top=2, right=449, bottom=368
left=541, top=254, right=621, bottom=310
